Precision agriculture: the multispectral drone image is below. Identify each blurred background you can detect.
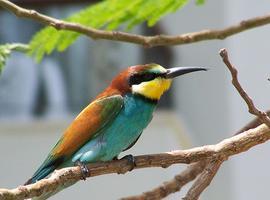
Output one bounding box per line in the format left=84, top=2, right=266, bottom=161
left=0, top=0, right=270, bottom=199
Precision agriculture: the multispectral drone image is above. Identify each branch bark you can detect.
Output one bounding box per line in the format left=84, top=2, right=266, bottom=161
left=235, top=110, right=270, bottom=134
left=183, top=158, right=224, bottom=200
left=1, top=0, right=270, bottom=47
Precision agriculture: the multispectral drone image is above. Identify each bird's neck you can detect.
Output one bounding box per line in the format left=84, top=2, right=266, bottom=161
left=123, top=93, right=157, bottom=117
left=131, top=93, right=158, bottom=105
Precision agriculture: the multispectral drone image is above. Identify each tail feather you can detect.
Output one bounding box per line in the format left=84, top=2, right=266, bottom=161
left=24, top=167, right=55, bottom=185
left=24, top=156, right=65, bottom=185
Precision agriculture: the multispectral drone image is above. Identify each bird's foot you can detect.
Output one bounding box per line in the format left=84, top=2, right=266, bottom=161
left=112, top=156, right=118, bottom=161
left=121, top=154, right=136, bottom=171
left=75, top=161, right=90, bottom=180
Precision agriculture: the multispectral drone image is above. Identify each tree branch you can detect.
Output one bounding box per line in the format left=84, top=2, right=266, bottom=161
left=1, top=0, right=270, bottom=47
left=235, top=110, right=270, bottom=134
left=0, top=123, right=270, bottom=199
left=121, top=161, right=207, bottom=200
left=219, top=48, right=270, bottom=127
left=182, top=158, right=224, bottom=200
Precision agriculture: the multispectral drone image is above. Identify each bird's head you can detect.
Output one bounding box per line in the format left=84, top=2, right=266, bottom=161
left=109, top=63, right=207, bottom=101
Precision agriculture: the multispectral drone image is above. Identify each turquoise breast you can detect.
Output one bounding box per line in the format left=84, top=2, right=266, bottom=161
left=72, top=93, right=157, bottom=163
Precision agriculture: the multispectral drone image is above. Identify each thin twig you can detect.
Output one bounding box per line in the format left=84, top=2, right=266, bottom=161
left=0, top=43, right=30, bottom=53
left=121, top=161, right=207, bottom=200
left=1, top=0, right=270, bottom=47
left=182, top=158, right=224, bottom=200
left=219, top=48, right=270, bottom=127
left=235, top=110, right=270, bottom=134
left=0, top=124, right=269, bottom=199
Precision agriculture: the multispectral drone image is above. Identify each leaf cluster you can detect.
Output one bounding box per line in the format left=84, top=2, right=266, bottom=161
left=29, top=0, right=193, bottom=61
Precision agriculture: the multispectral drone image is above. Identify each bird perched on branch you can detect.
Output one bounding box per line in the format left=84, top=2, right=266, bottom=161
left=25, top=63, right=206, bottom=185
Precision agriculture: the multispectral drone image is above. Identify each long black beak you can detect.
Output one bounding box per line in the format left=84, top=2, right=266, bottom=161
left=165, top=67, right=207, bottom=79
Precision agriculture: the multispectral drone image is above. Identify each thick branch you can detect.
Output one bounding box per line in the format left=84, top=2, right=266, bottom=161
left=1, top=0, right=270, bottom=47
left=0, top=124, right=270, bottom=199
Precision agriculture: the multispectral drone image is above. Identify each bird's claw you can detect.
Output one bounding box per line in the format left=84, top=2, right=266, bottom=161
left=121, top=154, right=136, bottom=171
left=75, top=161, right=90, bottom=180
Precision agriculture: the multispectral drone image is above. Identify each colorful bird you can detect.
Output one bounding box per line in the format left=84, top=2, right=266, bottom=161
left=25, top=63, right=206, bottom=185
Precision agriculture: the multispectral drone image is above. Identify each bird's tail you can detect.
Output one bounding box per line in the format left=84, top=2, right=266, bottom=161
left=24, top=156, right=65, bottom=185
left=24, top=167, right=55, bottom=185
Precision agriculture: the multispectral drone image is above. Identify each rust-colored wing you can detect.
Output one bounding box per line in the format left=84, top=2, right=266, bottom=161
left=53, top=94, right=123, bottom=157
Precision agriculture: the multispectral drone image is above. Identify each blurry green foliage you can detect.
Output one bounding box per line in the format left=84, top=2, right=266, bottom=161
left=29, top=0, right=203, bottom=61
left=196, top=0, right=205, bottom=5
left=0, top=43, right=29, bottom=73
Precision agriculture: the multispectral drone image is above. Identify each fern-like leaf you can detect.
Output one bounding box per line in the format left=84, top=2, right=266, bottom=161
left=29, top=0, right=192, bottom=61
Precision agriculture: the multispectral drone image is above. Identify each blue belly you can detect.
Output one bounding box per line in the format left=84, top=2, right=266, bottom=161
left=72, top=94, right=156, bottom=163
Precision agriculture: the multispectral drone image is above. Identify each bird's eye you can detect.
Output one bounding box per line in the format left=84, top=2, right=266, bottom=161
left=128, top=75, right=141, bottom=86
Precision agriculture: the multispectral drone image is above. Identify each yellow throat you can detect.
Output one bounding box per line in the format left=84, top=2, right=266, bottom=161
left=132, top=78, right=172, bottom=100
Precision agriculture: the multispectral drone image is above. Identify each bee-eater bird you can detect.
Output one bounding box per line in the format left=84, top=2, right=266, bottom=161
left=25, top=63, right=206, bottom=185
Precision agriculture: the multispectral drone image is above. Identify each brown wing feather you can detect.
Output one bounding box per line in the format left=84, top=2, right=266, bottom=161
left=52, top=94, right=123, bottom=158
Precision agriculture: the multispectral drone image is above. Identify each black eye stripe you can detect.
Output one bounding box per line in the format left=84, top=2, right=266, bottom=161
left=141, top=74, right=156, bottom=81
left=128, top=73, right=160, bottom=86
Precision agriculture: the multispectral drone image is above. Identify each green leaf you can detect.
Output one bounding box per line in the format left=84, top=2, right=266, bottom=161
left=0, top=43, right=29, bottom=74
left=196, top=0, right=205, bottom=5
left=29, top=0, right=189, bottom=61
